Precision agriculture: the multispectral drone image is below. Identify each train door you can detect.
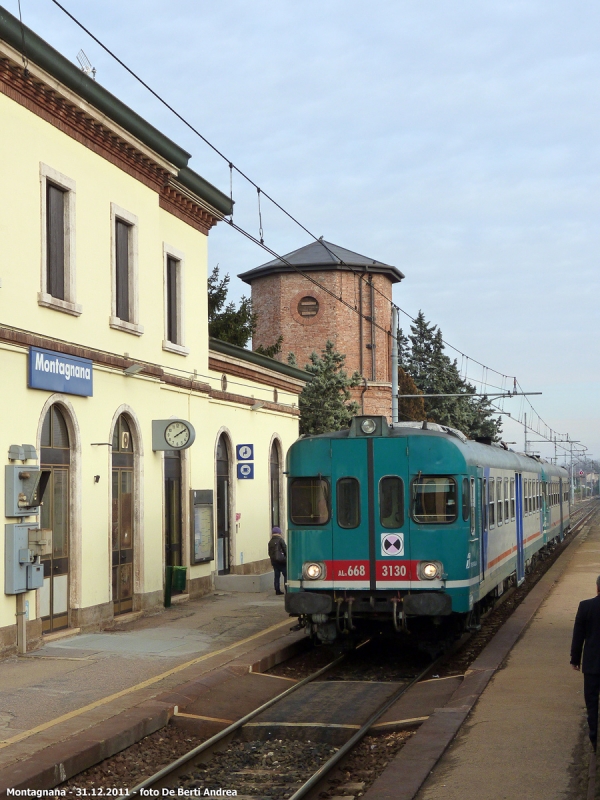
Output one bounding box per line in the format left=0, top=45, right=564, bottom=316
left=515, top=473, right=525, bottom=585
left=559, top=478, right=564, bottom=540
left=372, top=437, right=411, bottom=591
left=330, top=438, right=369, bottom=590
left=475, top=473, right=484, bottom=582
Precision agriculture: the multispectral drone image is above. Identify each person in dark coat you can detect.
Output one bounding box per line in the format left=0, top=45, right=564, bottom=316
left=571, top=576, right=600, bottom=751
left=268, top=527, right=287, bottom=595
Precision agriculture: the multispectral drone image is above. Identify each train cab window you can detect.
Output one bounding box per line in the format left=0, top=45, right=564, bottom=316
left=497, top=478, right=503, bottom=525
left=504, top=478, right=509, bottom=522
left=337, top=478, right=360, bottom=529
left=462, top=478, right=470, bottom=521
left=489, top=478, right=495, bottom=528
left=290, top=478, right=330, bottom=525
left=510, top=478, right=515, bottom=519
left=412, top=476, right=457, bottom=524
left=380, top=476, right=404, bottom=528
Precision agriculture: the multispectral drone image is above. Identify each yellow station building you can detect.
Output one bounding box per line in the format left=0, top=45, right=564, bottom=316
left=0, top=7, right=308, bottom=654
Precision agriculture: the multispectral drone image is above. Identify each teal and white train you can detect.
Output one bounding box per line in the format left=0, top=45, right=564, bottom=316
left=285, top=416, right=570, bottom=644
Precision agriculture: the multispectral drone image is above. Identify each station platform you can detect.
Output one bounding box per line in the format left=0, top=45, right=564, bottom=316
left=366, top=506, right=599, bottom=800
left=0, top=588, right=304, bottom=794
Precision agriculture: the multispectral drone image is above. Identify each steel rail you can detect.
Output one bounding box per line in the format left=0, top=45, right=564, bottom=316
left=287, top=502, right=599, bottom=800
left=127, top=651, right=348, bottom=796
left=286, top=657, right=441, bottom=800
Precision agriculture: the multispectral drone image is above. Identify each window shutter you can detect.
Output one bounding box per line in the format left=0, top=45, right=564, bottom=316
left=166, top=257, right=178, bottom=343
left=115, top=220, right=130, bottom=321
left=47, top=184, right=65, bottom=299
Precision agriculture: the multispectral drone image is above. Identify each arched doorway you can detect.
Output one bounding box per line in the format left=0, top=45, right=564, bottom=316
left=270, top=441, right=282, bottom=529
left=39, top=405, right=71, bottom=633
left=216, top=435, right=231, bottom=574
left=112, top=415, right=134, bottom=615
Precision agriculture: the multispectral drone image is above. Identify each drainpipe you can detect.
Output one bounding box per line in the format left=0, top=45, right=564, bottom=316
left=370, top=277, right=376, bottom=381
left=16, top=594, right=26, bottom=654
left=391, top=306, right=398, bottom=423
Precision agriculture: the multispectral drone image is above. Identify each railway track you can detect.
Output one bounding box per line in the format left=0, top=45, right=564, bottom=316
left=127, top=644, right=442, bottom=799
left=62, top=500, right=599, bottom=798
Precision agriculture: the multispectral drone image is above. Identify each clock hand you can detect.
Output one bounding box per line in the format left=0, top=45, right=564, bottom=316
left=174, top=429, right=187, bottom=438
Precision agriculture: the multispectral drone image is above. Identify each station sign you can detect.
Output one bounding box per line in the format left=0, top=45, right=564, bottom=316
left=28, top=347, right=93, bottom=397
left=236, top=444, right=254, bottom=461
left=237, top=463, right=254, bottom=480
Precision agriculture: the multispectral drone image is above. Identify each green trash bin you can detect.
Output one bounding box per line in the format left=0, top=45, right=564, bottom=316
left=172, top=565, right=187, bottom=592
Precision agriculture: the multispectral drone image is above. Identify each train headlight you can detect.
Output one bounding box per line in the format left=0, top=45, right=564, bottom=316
left=419, top=561, right=442, bottom=580
left=303, top=562, right=325, bottom=580
left=360, top=418, right=377, bottom=434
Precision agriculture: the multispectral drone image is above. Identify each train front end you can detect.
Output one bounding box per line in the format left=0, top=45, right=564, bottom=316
left=285, top=416, right=476, bottom=644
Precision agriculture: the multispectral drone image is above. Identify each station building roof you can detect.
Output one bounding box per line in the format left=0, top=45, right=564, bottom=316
left=0, top=5, right=232, bottom=217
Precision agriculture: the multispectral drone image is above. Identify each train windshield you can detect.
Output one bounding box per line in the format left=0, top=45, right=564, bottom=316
left=290, top=478, right=330, bottom=525
left=412, top=476, right=457, bottom=524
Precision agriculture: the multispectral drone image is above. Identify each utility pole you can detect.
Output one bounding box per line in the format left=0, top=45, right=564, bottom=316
left=524, top=413, right=527, bottom=454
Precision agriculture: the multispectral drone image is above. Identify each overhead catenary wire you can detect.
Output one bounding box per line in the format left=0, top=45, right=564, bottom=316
left=46, top=0, right=588, bottom=454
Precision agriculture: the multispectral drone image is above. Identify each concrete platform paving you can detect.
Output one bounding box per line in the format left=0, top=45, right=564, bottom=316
left=0, top=589, right=302, bottom=792
left=411, top=516, right=600, bottom=800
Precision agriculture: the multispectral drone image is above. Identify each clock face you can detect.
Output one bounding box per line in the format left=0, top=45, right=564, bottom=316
left=165, top=421, right=190, bottom=448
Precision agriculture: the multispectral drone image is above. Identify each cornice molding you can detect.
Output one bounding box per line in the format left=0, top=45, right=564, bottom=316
left=0, top=55, right=221, bottom=230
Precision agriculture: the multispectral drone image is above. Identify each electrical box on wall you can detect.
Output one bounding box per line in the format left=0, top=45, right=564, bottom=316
left=5, top=523, right=44, bottom=594
left=5, top=465, right=51, bottom=517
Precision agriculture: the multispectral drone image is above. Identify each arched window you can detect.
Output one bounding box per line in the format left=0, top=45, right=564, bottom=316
left=40, top=405, right=71, bottom=633
left=270, top=442, right=281, bottom=529
left=112, top=415, right=134, bottom=615
left=216, top=435, right=231, bottom=574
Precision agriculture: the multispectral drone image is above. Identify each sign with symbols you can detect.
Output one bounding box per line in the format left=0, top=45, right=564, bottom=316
left=236, top=444, right=254, bottom=461
left=381, top=532, right=404, bottom=557
left=237, top=463, right=254, bottom=480
left=579, top=470, right=585, bottom=476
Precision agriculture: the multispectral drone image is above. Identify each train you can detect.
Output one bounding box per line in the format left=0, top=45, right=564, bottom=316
left=284, top=415, right=570, bottom=647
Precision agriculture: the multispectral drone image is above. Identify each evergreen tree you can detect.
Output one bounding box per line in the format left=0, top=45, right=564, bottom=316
left=400, top=311, right=501, bottom=440
left=295, top=341, right=361, bottom=436
left=255, top=335, right=283, bottom=358
left=208, top=265, right=256, bottom=348
left=397, top=367, right=427, bottom=422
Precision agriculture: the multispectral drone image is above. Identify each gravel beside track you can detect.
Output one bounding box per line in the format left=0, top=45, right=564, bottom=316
left=60, top=502, right=596, bottom=795
left=171, top=732, right=413, bottom=799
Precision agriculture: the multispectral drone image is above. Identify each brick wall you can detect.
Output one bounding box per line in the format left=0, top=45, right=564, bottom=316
left=250, top=269, right=393, bottom=419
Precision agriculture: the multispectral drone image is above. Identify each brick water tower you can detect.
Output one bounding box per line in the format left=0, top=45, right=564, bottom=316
left=238, top=239, right=404, bottom=418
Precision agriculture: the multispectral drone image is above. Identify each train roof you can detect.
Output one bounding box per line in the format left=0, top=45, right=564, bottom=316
left=297, top=417, right=568, bottom=478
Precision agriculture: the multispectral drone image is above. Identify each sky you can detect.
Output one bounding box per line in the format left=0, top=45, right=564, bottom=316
left=9, top=0, right=600, bottom=468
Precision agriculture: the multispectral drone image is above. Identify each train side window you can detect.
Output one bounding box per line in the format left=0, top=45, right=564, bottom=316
left=497, top=477, right=503, bottom=525
left=337, top=478, right=360, bottom=529
left=290, top=478, right=330, bottom=525
left=504, top=478, right=509, bottom=522
left=525, top=480, right=529, bottom=514
left=462, top=478, right=470, bottom=521
left=537, top=481, right=540, bottom=511
left=412, top=476, right=457, bottom=524
left=510, top=478, right=515, bottom=519
left=489, top=478, right=495, bottom=528
left=380, top=476, right=404, bottom=528
left=470, top=477, right=476, bottom=535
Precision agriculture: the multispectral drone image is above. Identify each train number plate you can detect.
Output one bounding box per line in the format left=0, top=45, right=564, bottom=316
left=326, top=560, right=369, bottom=580
left=376, top=560, right=419, bottom=580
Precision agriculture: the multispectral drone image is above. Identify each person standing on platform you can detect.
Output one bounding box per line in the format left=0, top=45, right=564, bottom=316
left=268, top=527, right=287, bottom=595
left=570, top=576, right=600, bottom=751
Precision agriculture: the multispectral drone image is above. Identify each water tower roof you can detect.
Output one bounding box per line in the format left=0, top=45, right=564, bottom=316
left=238, top=239, right=404, bottom=284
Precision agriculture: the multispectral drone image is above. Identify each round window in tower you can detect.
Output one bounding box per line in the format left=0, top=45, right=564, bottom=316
left=297, top=296, right=319, bottom=318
